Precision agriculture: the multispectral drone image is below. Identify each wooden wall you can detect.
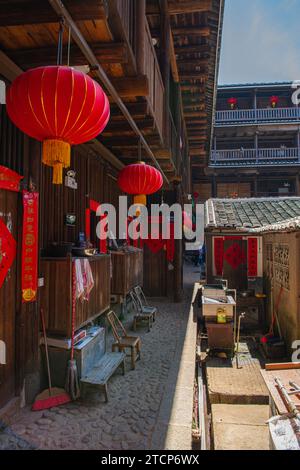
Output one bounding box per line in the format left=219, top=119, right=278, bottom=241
left=0, top=105, right=122, bottom=408
left=263, top=232, right=300, bottom=352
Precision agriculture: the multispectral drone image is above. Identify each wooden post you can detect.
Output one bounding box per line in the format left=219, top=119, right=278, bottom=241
left=160, top=0, right=171, bottom=145
left=174, top=184, right=183, bottom=302
left=135, top=0, right=146, bottom=75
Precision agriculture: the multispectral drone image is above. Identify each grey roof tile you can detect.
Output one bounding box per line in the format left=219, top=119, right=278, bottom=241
left=205, top=197, right=300, bottom=229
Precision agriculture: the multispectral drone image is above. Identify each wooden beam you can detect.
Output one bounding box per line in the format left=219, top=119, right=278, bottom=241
left=180, top=73, right=208, bottom=81
left=111, top=75, right=149, bottom=97
left=88, top=140, right=124, bottom=170
left=6, top=42, right=128, bottom=69
left=0, top=0, right=108, bottom=26
left=0, top=50, right=23, bottom=82
left=170, top=30, right=180, bottom=83
left=172, top=26, right=211, bottom=37
left=147, top=0, right=212, bottom=15
left=175, top=44, right=213, bottom=55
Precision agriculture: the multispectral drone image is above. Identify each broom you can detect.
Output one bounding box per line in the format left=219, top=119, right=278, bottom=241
left=65, top=261, right=80, bottom=401
left=32, top=309, right=71, bottom=411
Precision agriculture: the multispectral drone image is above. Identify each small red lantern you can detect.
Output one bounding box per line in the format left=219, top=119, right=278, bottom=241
left=193, top=191, right=199, bottom=200
left=118, top=162, right=163, bottom=207
left=6, top=66, right=110, bottom=184
left=228, top=97, right=237, bottom=109
left=270, top=96, right=279, bottom=108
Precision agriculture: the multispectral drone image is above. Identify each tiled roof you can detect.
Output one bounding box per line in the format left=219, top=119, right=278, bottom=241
left=218, top=82, right=293, bottom=90
left=205, top=198, right=300, bottom=230
left=251, top=216, right=300, bottom=233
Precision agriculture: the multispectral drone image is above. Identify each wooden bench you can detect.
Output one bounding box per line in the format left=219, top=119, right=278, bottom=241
left=80, top=351, right=126, bottom=402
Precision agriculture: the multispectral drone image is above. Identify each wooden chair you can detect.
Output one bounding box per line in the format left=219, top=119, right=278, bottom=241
left=130, top=291, right=154, bottom=333
left=106, top=310, right=141, bottom=370
left=134, top=286, right=157, bottom=321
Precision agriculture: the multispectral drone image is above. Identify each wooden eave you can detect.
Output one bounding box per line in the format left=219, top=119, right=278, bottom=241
left=148, top=0, right=224, bottom=180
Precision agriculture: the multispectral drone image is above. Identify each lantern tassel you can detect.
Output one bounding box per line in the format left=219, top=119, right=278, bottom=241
left=42, top=139, right=71, bottom=185
left=134, top=194, right=147, bottom=207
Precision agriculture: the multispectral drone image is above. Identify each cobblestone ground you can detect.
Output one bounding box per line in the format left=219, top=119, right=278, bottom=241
left=0, top=264, right=199, bottom=450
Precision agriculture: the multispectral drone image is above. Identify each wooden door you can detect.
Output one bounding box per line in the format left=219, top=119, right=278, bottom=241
left=223, top=239, right=248, bottom=291
left=0, top=189, right=18, bottom=408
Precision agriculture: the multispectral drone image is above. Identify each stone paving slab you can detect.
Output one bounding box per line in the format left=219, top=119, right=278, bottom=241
left=212, top=404, right=270, bottom=450
left=0, top=265, right=199, bottom=451
left=206, top=341, right=269, bottom=405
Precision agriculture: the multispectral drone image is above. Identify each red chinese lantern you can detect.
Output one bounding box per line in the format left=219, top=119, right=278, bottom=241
left=193, top=191, right=199, bottom=200
left=270, top=95, right=279, bottom=108
left=118, top=162, right=163, bottom=207
left=6, top=66, right=110, bottom=184
left=228, top=97, right=237, bottom=109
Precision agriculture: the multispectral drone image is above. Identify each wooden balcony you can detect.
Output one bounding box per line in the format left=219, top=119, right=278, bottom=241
left=210, top=148, right=300, bottom=168
left=215, top=107, right=300, bottom=126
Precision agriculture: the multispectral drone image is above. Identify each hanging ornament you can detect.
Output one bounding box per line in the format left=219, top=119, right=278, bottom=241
left=227, top=97, right=237, bottom=110
left=118, top=162, right=163, bottom=208
left=270, top=96, right=279, bottom=108
left=6, top=66, right=110, bottom=184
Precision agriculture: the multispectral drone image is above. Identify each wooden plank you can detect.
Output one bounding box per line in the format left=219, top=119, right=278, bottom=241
left=265, top=363, right=300, bottom=371
left=7, top=42, right=129, bottom=68
left=0, top=0, right=108, bottom=26
left=147, top=0, right=212, bottom=15
left=111, top=75, right=149, bottom=97
left=261, top=368, right=300, bottom=415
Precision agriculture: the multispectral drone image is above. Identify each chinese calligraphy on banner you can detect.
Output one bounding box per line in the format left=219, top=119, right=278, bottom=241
left=22, top=191, right=38, bottom=303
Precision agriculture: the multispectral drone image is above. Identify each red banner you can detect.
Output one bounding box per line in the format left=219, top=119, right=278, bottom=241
left=214, top=237, right=224, bottom=276
left=248, top=238, right=258, bottom=277
left=85, top=200, right=107, bottom=254
left=22, top=191, right=38, bottom=303
left=0, top=165, right=23, bottom=192
left=0, top=218, right=16, bottom=289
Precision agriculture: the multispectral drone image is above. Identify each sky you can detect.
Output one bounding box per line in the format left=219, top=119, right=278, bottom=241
left=219, top=0, right=300, bottom=84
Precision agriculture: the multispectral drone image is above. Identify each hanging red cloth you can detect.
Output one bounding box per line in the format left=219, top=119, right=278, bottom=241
left=214, top=237, right=224, bottom=276
left=0, top=218, right=16, bottom=289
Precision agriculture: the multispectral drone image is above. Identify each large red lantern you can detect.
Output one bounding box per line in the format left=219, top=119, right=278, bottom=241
left=118, top=162, right=163, bottom=207
left=227, top=97, right=237, bottom=109
left=270, top=95, right=279, bottom=108
left=6, top=66, right=110, bottom=184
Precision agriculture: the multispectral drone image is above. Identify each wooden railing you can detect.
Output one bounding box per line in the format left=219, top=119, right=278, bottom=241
left=210, top=147, right=300, bottom=167
left=115, top=0, right=136, bottom=52
left=144, top=21, right=164, bottom=139
left=215, top=107, right=300, bottom=125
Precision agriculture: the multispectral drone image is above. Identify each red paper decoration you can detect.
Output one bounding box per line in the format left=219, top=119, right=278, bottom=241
left=270, top=96, right=279, bottom=108
left=248, top=238, right=258, bottom=277
left=6, top=66, right=110, bottom=184
left=214, top=237, right=224, bottom=276
left=228, top=97, right=237, bottom=109
left=22, top=191, right=38, bottom=303
left=224, top=242, right=246, bottom=270
left=118, top=162, right=163, bottom=207
left=0, top=218, right=16, bottom=289
left=0, top=165, right=23, bottom=192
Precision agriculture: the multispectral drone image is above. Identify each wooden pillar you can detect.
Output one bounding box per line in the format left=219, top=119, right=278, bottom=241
left=297, top=127, right=300, bottom=163
left=160, top=0, right=171, bottom=144
left=295, top=175, right=300, bottom=196
left=174, top=184, right=183, bottom=303
left=255, top=131, right=259, bottom=164
left=212, top=175, right=217, bottom=197
left=135, top=0, right=146, bottom=75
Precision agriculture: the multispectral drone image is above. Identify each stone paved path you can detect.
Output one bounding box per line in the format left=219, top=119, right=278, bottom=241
left=0, top=265, right=199, bottom=450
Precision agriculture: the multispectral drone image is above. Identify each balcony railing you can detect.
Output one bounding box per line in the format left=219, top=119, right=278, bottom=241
left=210, top=147, right=300, bottom=167
left=215, top=107, right=300, bottom=126
left=144, top=21, right=164, bottom=140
